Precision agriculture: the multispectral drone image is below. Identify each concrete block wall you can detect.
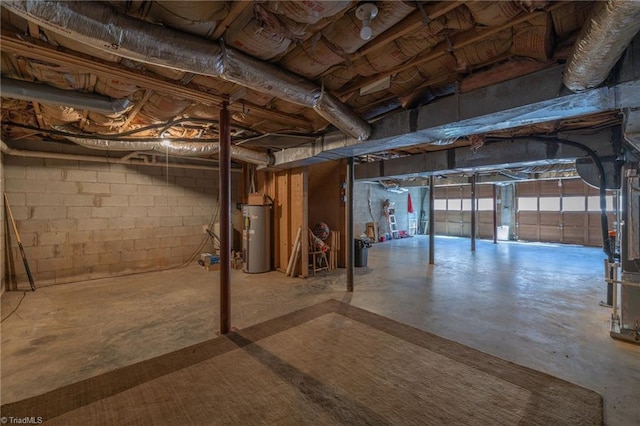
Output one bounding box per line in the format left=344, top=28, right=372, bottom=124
left=353, top=182, right=422, bottom=240
left=3, top=156, right=228, bottom=289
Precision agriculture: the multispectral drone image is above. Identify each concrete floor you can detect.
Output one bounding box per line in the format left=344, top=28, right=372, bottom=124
left=2, top=236, right=639, bottom=425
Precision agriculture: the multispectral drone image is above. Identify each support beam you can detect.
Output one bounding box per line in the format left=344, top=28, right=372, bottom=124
left=429, top=176, right=435, bottom=265
left=356, top=130, right=617, bottom=181
left=273, top=68, right=640, bottom=168
left=470, top=175, right=476, bottom=252
left=219, top=102, right=231, bottom=335
left=347, top=157, right=355, bottom=291
left=493, top=185, right=498, bottom=244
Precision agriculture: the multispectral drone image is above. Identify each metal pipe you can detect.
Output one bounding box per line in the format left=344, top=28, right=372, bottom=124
left=492, top=184, right=498, bottom=244
left=219, top=102, right=231, bottom=335
left=564, top=0, right=640, bottom=91
left=4, top=1, right=371, bottom=141
left=429, top=176, right=435, bottom=265
left=59, top=129, right=273, bottom=166
left=471, top=175, right=476, bottom=252
left=0, top=140, right=234, bottom=171
left=1, top=76, right=132, bottom=114
left=347, top=157, right=354, bottom=292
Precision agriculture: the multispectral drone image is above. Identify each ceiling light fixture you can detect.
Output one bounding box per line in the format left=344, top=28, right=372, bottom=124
left=355, top=2, right=378, bottom=41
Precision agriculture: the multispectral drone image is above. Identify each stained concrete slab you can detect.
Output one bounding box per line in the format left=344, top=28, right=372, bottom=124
left=2, top=236, right=639, bottom=425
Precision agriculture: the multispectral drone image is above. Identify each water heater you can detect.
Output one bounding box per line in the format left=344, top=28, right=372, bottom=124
left=242, top=205, right=271, bottom=273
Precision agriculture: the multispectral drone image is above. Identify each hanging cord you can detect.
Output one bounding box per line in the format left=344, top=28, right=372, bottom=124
left=1, top=291, right=26, bottom=323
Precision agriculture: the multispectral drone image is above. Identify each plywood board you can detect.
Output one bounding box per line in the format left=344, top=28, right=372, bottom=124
left=276, top=172, right=290, bottom=272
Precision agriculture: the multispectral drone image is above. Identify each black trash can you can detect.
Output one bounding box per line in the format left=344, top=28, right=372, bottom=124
left=354, top=237, right=372, bottom=267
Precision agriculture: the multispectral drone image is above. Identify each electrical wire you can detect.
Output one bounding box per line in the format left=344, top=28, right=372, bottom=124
left=1, top=291, right=26, bottom=323
left=2, top=121, right=260, bottom=142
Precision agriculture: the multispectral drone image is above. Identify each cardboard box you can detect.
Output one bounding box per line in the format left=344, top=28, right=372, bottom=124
left=200, top=253, right=220, bottom=271
left=247, top=193, right=266, bottom=205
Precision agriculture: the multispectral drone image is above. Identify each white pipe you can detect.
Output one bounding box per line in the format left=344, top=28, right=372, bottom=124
left=0, top=140, right=242, bottom=172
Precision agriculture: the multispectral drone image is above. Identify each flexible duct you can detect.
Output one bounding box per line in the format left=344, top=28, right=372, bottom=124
left=564, top=0, right=640, bottom=92
left=56, top=128, right=273, bottom=166
left=3, top=1, right=371, bottom=140
left=1, top=76, right=132, bottom=114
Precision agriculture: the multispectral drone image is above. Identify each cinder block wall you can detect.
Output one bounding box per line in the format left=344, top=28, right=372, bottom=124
left=353, top=182, right=422, bottom=239
left=3, top=156, right=228, bottom=289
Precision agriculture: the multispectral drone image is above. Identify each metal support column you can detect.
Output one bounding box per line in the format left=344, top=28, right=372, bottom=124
left=347, top=157, right=354, bottom=291
left=429, top=176, right=435, bottom=265
left=219, top=102, right=231, bottom=334
left=471, top=175, right=476, bottom=252
left=492, top=185, right=498, bottom=244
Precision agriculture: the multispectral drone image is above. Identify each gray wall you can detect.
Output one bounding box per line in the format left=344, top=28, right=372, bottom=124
left=2, top=156, right=229, bottom=289
left=353, top=181, right=422, bottom=240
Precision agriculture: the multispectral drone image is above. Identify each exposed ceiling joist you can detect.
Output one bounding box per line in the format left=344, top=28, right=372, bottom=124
left=352, top=1, right=464, bottom=60
left=339, top=5, right=563, bottom=97
left=0, top=30, right=314, bottom=131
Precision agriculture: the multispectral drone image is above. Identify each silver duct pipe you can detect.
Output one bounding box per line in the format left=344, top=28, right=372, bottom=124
left=3, top=1, right=371, bottom=140
left=0, top=140, right=237, bottom=171
left=564, top=0, right=640, bottom=92
left=1, top=76, right=132, bottom=114
left=56, top=128, right=273, bottom=166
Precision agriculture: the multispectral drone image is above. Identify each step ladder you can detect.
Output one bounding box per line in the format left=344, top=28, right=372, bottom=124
left=387, top=209, right=399, bottom=239
left=408, top=218, right=417, bottom=235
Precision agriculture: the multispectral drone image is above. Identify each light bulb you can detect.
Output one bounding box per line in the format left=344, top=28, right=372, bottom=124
left=161, top=139, right=171, bottom=147
left=355, top=2, right=378, bottom=41
left=360, top=24, right=372, bottom=40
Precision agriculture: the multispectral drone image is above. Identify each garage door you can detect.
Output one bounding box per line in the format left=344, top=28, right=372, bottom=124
left=516, top=179, right=616, bottom=246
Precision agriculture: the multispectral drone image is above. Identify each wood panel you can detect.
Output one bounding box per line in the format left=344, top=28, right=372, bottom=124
left=539, top=180, right=562, bottom=196
left=478, top=211, right=493, bottom=224
left=276, top=172, right=290, bottom=273
left=562, top=178, right=590, bottom=195
left=517, top=181, right=538, bottom=196
left=435, top=187, right=448, bottom=198
left=477, top=185, right=494, bottom=197
left=478, top=223, right=494, bottom=239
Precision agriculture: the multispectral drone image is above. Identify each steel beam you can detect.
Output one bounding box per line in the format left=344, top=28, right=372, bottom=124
left=347, top=157, right=355, bottom=292
left=219, top=102, right=231, bottom=335
left=470, top=175, right=476, bottom=252
left=429, top=176, right=435, bottom=265
left=355, top=131, right=616, bottom=181
left=492, top=185, right=498, bottom=244
left=273, top=66, right=640, bottom=168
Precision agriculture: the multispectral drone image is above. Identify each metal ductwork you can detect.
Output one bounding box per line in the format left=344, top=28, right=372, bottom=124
left=56, top=128, right=273, bottom=166
left=564, top=0, right=640, bottom=92
left=1, top=76, right=132, bottom=114
left=3, top=1, right=372, bottom=141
